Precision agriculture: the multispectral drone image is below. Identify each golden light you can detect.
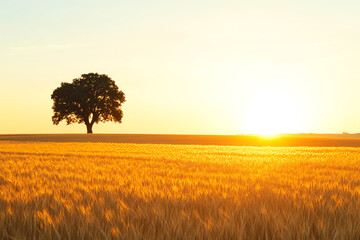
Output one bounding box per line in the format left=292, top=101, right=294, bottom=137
left=243, top=86, right=303, bottom=136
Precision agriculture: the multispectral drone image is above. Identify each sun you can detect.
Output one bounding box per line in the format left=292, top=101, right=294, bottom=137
left=243, top=86, right=303, bottom=136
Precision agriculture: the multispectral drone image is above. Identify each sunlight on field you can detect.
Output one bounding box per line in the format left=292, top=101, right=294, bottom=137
left=1, top=142, right=360, bottom=239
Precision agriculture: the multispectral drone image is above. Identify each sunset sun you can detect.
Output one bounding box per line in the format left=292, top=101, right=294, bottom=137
left=243, top=87, right=303, bottom=136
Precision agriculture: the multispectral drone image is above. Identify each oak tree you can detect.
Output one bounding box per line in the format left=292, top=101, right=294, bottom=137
left=51, top=73, right=125, bottom=133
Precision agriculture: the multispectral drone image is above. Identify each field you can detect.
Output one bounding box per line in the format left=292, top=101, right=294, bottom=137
left=1, top=138, right=360, bottom=239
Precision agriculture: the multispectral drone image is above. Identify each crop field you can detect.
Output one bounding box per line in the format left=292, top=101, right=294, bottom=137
left=1, top=141, right=360, bottom=239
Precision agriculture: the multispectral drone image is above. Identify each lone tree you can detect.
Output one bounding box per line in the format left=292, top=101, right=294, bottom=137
left=51, top=73, right=125, bottom=134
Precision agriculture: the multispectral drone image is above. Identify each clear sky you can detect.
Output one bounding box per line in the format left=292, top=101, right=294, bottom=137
left=1, top=0, right=360, bottom=134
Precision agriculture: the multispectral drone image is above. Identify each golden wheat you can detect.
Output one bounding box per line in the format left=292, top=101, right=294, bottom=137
left=1, top=141, right=360, bottom=239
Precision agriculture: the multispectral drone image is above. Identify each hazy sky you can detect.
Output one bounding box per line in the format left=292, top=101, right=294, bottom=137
left=1, top=0, right=360, bottom=134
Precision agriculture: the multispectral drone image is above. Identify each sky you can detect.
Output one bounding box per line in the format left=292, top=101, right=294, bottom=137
left=1, top=0, right=360, bottom=135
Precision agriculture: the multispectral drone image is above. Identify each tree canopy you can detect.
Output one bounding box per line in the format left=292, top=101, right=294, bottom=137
left=51, top=73, right=125, bottom=133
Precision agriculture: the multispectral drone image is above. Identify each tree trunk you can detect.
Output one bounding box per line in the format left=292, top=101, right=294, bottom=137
left=86, top=123, right=93, bottom=134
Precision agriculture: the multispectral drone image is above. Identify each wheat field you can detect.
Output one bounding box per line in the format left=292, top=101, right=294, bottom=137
left=1, top=141, right=360, bottom=239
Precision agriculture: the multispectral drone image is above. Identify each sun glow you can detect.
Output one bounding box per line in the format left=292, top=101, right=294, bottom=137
left=243, top=87, right=303, bottom=136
